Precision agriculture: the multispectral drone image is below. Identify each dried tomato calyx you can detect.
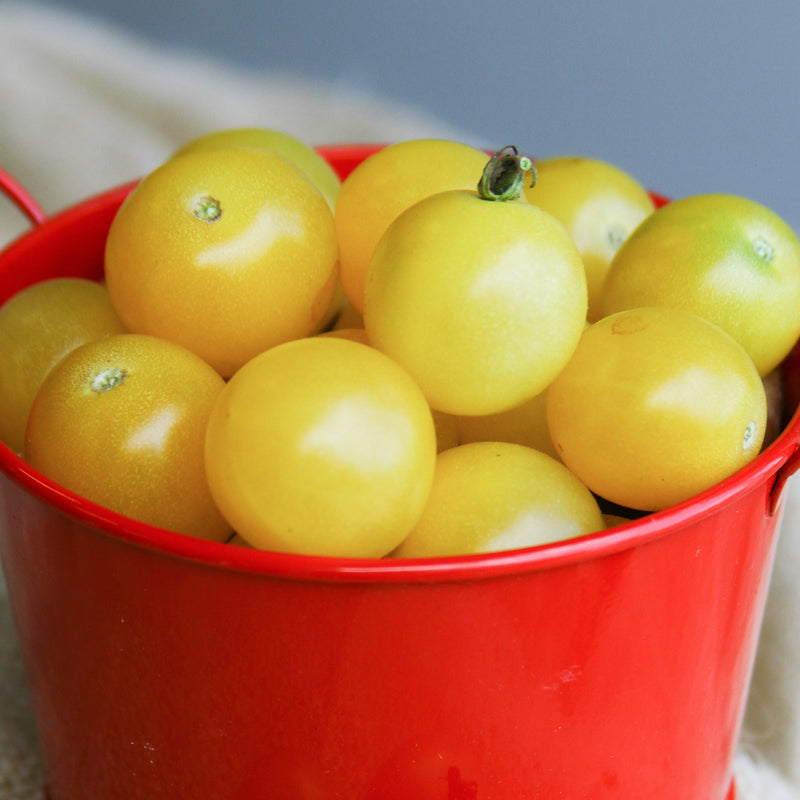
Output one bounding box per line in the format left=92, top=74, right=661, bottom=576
left=477, top=145, right=536, bottom=202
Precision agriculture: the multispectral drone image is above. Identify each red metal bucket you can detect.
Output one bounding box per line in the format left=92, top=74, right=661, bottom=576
left=2, top=146, right=799, bottom=800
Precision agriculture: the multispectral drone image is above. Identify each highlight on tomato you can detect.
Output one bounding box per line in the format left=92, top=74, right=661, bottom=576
left=104, top=145, right=339, bottom=378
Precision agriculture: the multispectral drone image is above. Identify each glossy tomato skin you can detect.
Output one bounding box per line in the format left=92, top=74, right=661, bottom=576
left=600, top=193, right=800, bottom=377
left=455, top=388, right=559, bottom=460
left=204, top=336, right=437, bottom=558
left=524, top=155, right=655, bottom=322
left=170, top=126, right=341, bottom=210
left=392, top=441, right=605, bottom=558
left=546, top=307, right=768, bottom=512
left=334, top=138, right=489, bottom=314
left=0, top=277, right=126, bottom=454
left=104, top=146, right=339, bottom=378
left=364, top=189, right=587, bottom=416
left=24, top=333, right=232, bottom=541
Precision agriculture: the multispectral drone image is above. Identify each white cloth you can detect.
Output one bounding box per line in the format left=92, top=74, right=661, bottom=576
left=0, top=3, right=798, bottom=799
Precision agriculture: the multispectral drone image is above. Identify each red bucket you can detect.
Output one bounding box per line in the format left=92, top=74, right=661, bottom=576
left=1, top=145, right=799, bottom=800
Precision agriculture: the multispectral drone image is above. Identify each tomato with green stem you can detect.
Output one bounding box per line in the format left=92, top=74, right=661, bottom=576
left=365, top=146, right=587, bottom=416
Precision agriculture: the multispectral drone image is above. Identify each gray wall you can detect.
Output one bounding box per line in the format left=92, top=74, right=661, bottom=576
left=37, top=0, right=800, bottom=230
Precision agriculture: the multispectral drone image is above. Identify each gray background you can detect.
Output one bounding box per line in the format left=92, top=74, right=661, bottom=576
left=33, top=0, right=800, bottom=231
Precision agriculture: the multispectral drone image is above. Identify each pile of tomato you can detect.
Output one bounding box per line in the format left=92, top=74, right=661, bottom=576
left=2, top=128, right=800, bottom=559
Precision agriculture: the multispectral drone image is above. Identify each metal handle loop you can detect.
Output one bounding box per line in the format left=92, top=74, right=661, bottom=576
left=0, top=166, right=47, bottom=227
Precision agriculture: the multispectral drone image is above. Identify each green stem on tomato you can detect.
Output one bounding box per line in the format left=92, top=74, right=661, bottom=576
left=477, top=146, right=536, bottom=202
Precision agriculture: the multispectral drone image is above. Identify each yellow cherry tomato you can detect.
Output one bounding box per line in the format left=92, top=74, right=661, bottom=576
left=204, top=336, right=437, bottom=558
left=318, top=329, right=458, bottom=452
left=455, top=389, right=559, bottom=460
left=0, top=277, right=126, bottom=454
left=171, top=126, right=341, bottom=210
left=104, top=146, right=339, bottom=377
left=524, top=155, right=655, bottom=321
left=546, top=307, right=768, bottom=512
left=600, top=193, right=800, bottom=376
left=25, top=333, right=231, bottom=541
left=334, top=138, right=489, bottom=313
left=364, top=180, right=587, bottom=416
left=169, top=128, right=346, bottom=331
left=392, top=441, right=605, bottom=558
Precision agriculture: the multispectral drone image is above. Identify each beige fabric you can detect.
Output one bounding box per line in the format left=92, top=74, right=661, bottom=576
left=1, top=3, right=799, bottom=798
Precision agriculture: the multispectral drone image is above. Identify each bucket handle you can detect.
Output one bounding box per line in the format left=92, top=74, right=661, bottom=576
left=0, top=166, right=47, bottom=227
left=770, top=443, right=800, bottom=516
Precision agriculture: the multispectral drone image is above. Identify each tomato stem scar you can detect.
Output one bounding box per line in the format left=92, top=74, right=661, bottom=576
left=743, top=420, right=758, bottom=450
left=192, top=195, right=222, bottom=222
left=91, top=367, right=127, bottom=393
left=753, top=236, right=774, bottom=263
left=477, top=145, right=536, bottom=202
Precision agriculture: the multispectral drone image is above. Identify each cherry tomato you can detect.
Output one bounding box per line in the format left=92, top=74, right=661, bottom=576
left=546, top=307, right=767, bottom=511
left=524, top=155, right=655, bottom=321
left=600, top=193, right=800, bottom=376
left=25, top=333, right=232, bottom=541
left=364, top=186, right=587, bottom=416
left=204, top=336, right=437, bottom=557
left=455, top=389, right=559, bottom=460
left=171, top=126, right=341, bottom=210
left=104, top=146, right=339, bottom=377
left=0, top=277, right=126, bottom=454
left=334, top=138, right=489, bottom=313
left=171, top=127, right=347, bottom=331
left=391, top=441, right=605, bottom=558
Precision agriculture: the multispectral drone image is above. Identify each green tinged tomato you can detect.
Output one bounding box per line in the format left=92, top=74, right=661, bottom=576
left=600, top=193, right=800, bottom=376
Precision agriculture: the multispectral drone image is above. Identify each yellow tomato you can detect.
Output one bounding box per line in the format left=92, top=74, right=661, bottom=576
left=0, top=277, right=126, bottom=454
left=600, top=193, right=800, bottom=376
left=524, top=155, right=655, bottom=321
left=392, top=441, right=605, bottom=558
left=204, top=336, right=437, bottom=557
left=334, top=138, right=489, bottom=313
left=455, top=389, right=559, bottom=460
left=547, top=307, right=768, bottom=511
left=104, top=146, right=338, bottom=377
left=25, top=333, right=231, bottom=541
left=364, top=188, right=587, bottom=416
left=171, top=126, right=341, bottom=210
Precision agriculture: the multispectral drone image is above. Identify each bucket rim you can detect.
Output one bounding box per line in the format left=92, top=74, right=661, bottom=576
left=1, top=411, right=796, bottom=584
left=1, top=147, right=798, bottom=584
